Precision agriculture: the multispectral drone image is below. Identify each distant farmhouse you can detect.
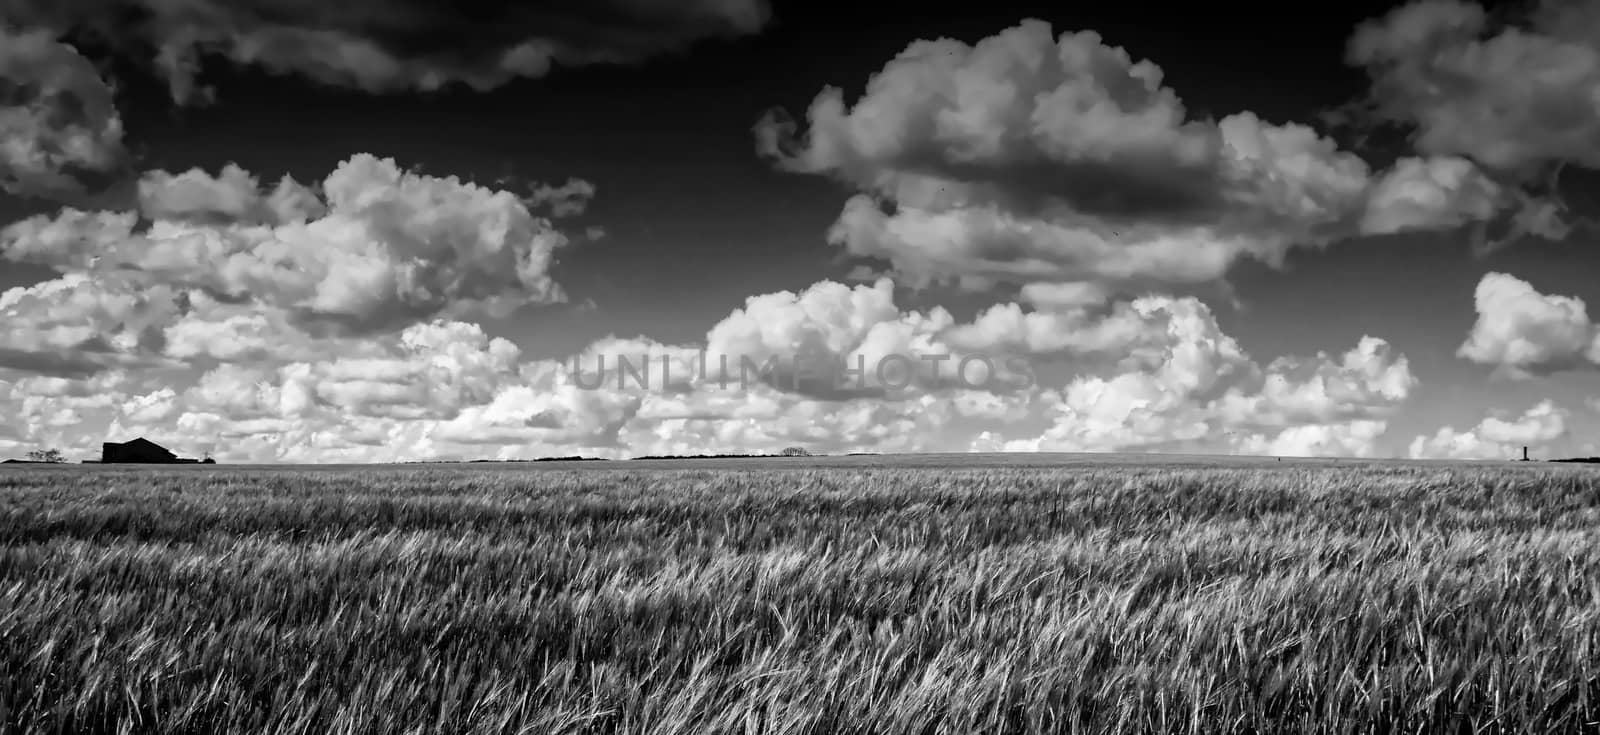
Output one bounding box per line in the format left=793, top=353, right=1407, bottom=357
left=99, top=438, right=211, bottom=464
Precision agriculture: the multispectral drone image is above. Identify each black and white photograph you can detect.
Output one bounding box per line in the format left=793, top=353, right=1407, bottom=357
left=3, top=0, right=1600, bottom=731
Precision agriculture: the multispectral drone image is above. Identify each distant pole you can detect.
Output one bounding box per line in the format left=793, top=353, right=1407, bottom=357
left=1523, top=446, right=1530, bottom=462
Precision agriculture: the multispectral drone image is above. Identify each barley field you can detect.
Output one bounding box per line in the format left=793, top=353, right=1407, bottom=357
left=3, top=458, right=1600, bottom=733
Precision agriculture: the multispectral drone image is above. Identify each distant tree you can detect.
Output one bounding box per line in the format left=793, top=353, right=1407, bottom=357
left=778, top=446, right=812, bottom=457
left=25, top=448, right=65, bottom=463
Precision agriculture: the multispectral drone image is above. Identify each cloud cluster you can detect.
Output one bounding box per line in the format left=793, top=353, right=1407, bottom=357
left=1348, top=0, right=1600, bottom=243
left=1457, top=272, right=1600, bottom=377
left=999, top=301, right=1414, bottom=456
left=0, top=27, right=127, bottom=198
left=0, top=272, right=184, bottom=376
left=1235, top=420, right=1391, bottom=459
left=527, top=178, right=597, bottom=219
left=1408, top=399, right=1569, bottom=459
left=757, top=20, right=1503, bottom=295
left=11, top=11, right=1580, bottom=464
left=3, top=0, right=772, bottom=103
left=0, top=267, right=1420, bottom=461
left=1360, top=156, right=1505, bottom=235
left=1, top=155, right=574, bottom=352
left=1349, top=0, right=1600, bottom=175
left=0, top=369, right=161, bottom=458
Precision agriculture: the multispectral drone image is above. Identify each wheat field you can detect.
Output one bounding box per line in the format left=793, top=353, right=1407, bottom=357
left=2, top=460, right=1599, bottom=733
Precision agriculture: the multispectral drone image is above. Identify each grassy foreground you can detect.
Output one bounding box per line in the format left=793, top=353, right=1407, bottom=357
left=2, top=463, right=1599, bottom=733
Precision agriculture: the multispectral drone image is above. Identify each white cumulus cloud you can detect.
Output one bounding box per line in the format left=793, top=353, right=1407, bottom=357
left=1456, top=272, right=1600, bottom=376
left=1348, top=0, right=1600, bottom=244
left=0, top=27, right=127, bottom=199
left=1409, top=399, right=1569, bottom=459
left=758, top=19, right=1504, bottom=297
left=1, top=155, right=578, bottom=347
left=1, top=273, right=1417, bottom=463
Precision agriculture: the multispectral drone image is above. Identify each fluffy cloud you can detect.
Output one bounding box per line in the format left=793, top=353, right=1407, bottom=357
left=758, top=20, right=1500, bottom=295
left=1349, top=0, right=1600, bottom=175
left=1, top=155, right=575, bottom=346
left=0, top=370, right=149, bottom=459
left=1409, top=399, right=1569, bottom=459
left=306, top=321, right=523, bottom=420
left=641, top=282, right=1407, bottom=459
left=0, top=272, right=185, bottom=376
left=108, top=320, right=536, bottom=461
left=137, top=163, right=326, bottom=225
left=0, top=209, right=137, bottom=269
left=0, top=151, right=599, bottom=460
left=1234, top=420, right=1390, bottom=459
left=1000, top=299, right=1414, bottom=454
left=1220, top=337, right=1418, bottom=427
left=1018, top=281, right=1113, bottom=309
left=0, top=27, right=127, bottom=198
left=1456, top=272, right=1600, bottom=376
left=703, top=279, right=971, bottom=396
left=1360, top=156, right=1505, bottom=235
left=4, top=0, right=772, bottom=103
left=1348, top=0, right=1600, bottom=244
left=528, top=178, right=597, bottom=218
left=120, top=388, right=179, bottom=425
left=3, top=271, right=1419, bottom=462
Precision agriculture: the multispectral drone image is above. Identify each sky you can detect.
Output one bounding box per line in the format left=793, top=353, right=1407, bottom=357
left=2, top=0, right=1599, bottom=462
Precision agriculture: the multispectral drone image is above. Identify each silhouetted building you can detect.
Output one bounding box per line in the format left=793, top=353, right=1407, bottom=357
left=101, top=438, right=198, bottom=464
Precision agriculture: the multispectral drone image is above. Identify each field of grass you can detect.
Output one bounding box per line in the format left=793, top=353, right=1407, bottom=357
left=3, top=460, right=1600, bottom=733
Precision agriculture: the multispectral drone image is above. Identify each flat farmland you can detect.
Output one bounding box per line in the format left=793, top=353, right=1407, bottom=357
left=3, top=459, right=1600, bottom=733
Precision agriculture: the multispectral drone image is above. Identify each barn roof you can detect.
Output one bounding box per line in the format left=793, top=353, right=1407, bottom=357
left=105, top=437, right=176, bottom=454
